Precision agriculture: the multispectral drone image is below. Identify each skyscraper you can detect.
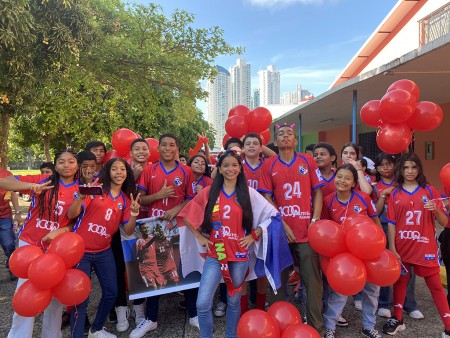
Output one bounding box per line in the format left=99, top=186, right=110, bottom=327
left=206, top=66, right=231, bottom=149
left=229, top=58, right=251, bottom=108
left=259, top=65, right=280, bottom=106
left=253, top=88, right=260, bottom=109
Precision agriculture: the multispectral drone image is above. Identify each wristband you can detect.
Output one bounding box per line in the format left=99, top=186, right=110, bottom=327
left=380, top=194, right=387, bottom=198
left=130, top=211, right=139, bottom=217
left=14, top=210, right=21, bottom=215
left=251, top=229, right=259, bottom=241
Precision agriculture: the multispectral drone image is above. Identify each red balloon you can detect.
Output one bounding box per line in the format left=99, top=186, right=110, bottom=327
left=341, top=214, right=372, bottom=233
left=12, top=280, right=52, bottom=317
left=237, top=309, right=280, bottom=338
left=440, top=164, right=450, bottom=190
left=387, top=79, right=420, bottom=101
left=281, top=324, right=320, bottom=338
left=209, top=154, right=218, bottom=165
left=327, top=253, right=367, bottom=296
left=248, top=107, right=273, bottom=133
left=320, top=256, right=331, bottom=276
left=228, top=105, right=250, bottom=118
left=260, top=129, right=271, bottom=145
left=376, top=123, right=412, bottom=154
left=364, top=249, right=401, bottom=286
left=379, top=89, right=417, bottom=123
left=225, top=115, right=248, bottom=138
left=28, top=253, right=66, bottom=289
left=9, top=245, right=44, bottom=279
left=360, top=100, right=382, bottom=128
left=406, top=101, right=443, bottom=131
left=307, top=220, right=347, bottom=257
left=346, top=220, right=386, bottom=260
left=47, top=232, right=85, bottom=268
left=112, top=128, right=138, bottom=156
left=145, top=138, right=160, bottom=163
left=53, top=269, right=92, bottom=306
left=222, top=134, right=231, bottom=149
left=267, top=301, right=302, bottom=334
left=104, top=150, right=120, bottom=164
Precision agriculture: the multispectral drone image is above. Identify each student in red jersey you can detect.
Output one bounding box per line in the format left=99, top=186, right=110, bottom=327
left=340, top=142, right=373, bottom=195
left=0, top=166, right=21, bottom=281
left=0, top=150, right=79, bottom=338
left=85, top=141, right=107, bottom=178
left=258, top=123, right=325, bottom=335
left=373, top=153, right=422, bottom=320
left=131, top=133, right=198, bottom=338
left=188, top=154, right=212, bottom=195
left=322, top=164, right=382, bottom=338
left=382, top=153, right=450, bottom=337
left=178, top=149, right=278, bottom=338
left=313, top=143, right=338, bottom=198
left=68, top=158, right=140, bottom=338
left=130, top=138, right=150, bottom=181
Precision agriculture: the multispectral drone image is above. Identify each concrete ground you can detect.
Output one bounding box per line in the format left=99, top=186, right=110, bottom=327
left=0, top=199, right=447, bottom=337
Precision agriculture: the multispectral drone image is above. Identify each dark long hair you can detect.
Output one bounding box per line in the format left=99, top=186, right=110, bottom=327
left=340, top=142, right=359, bottom=158
left=187, top=154, right=211, bottom=178
left=100, top=158, right=136, bottom=196
left=200, top=150, right=253, bottom=235
left=395, top=152, right=428, bottom=188
left=38, top=150, right=79, bottom=222
left=336, top=164, right=358, bottom=189
left=374, top=152, right=397, bottom=182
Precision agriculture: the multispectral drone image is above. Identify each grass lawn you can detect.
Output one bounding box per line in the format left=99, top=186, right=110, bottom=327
left=10, top=169, right=41, bottom=175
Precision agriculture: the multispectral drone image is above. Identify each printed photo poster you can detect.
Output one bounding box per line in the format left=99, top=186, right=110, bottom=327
left=120, top=216, right=201, bottom=300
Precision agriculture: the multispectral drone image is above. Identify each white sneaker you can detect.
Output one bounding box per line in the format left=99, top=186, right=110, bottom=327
left=213, top=301, right=227, bottom=317
left=129, top=319, right=157, bottom=338
left=189, top=316, right=200, bottom=329
left=132, top=303, right=145, bottom=325
left=378, top=308, right=392, bottom=318
left=88, top=328, right=117, bottom=338
left=354, top=300, right=362, bottom=311
left=115, top=306, right=130, bottom=332
left=408, top=309, right=424, bottom=319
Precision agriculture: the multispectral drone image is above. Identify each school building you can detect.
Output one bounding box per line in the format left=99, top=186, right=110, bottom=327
left=272, top=0, right=450, bottom=188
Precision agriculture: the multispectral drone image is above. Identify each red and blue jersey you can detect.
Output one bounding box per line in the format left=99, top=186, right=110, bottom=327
left=258, top=152, right=323, bottom=243
left=192, top=175, right=213, bottom=195
left=243, top=159, right=264, bottom=190
left=387, top=185, right=446, bottom=267
left=320, top=168, right=336, bottom=198
left=73, top=191, right=131, bottom=252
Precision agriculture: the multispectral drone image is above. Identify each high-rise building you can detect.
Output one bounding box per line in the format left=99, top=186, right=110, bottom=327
left=253, top=88, right=260, bottom=109
left=229, top=58, right=251, bottom=108
left=206, top=66, right=231, bottom=149
left=259, top=65, right=280, bottom=106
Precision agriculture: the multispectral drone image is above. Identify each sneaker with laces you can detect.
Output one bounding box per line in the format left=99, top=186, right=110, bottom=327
left=213, top=301, right=227, bottom=317
left=407, top=309, right=424, bottom=319
left=288, top=270, right=300, bottom=286
left=132, top=303, right=145, bottom=325
left=354, top=300, right=362, bottom=311
left=323, top=328, right=335, bottom=338
left=129, top=319, right=157, bottom=338
left=382, top=316, right=406, bottom=335
left=336, top=316, right=348, bottom=327
left=377, top=308, right=391, bottom=318
left=115, top=306, right=130, bottom=332
left=189, top=316, right=200, bottom=329
left=87, top=328, right=117, bottom=338
left=362, top=328, right=382, bottom=338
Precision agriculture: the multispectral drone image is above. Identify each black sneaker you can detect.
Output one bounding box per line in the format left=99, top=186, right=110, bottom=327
left=382, top=316, right=406, bottom=335
left=362, top=328, right=382, bottom=338
left=108, top=310, right=117, bottom=323
left=61, top=311, right=70, bottom=330
left=323, top=329, right=335, bottom=338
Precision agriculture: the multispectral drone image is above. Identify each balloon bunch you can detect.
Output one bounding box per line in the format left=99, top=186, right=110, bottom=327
left=223, top=105, right=272, bottom=148
left=308, top=216, right=401, bottom=296
left=9, top=233, right=91, bottom=317
left=108, top=128, right=160, bottom=163
left=360, top=79, right=443, bottom=154
left=237, top=302, right=320, bottom=338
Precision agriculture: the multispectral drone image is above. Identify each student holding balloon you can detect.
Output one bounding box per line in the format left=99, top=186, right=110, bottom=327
left=0, top=150, right=79, bottom=338
left=321, top=164, right=383, bottom=338
left=382, top=153, right=450, bottom=337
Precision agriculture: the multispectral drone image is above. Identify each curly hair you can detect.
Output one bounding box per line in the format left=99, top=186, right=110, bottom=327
left=99, top=158, right=136, bottom=197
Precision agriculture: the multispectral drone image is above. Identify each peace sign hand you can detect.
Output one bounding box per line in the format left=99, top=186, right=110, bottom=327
left=130, top=193, right=141, bottom=214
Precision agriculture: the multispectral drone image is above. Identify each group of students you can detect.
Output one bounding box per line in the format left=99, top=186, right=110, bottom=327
left=1, top=124, right=450, bottom=338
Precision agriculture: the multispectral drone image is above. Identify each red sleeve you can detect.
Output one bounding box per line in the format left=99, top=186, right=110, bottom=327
left=304, top=153, right=324, bottom=190
left=257, top=158, right=274, bottom=195
left=137, top=165, right=152, bottom=193
left=386, top=193, right=395, bottom=224
left=364, top=194, right=378, bottom=218
left=321, top=194, right=332, bottom=220
left=177, top=187, right=209, bottom=228
left=184, top=166, right=195, bottom=200
left=121, top=194, right=131, bottom=225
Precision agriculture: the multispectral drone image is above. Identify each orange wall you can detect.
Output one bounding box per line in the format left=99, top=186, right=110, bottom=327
left=414, top=101, right=450, bottom=188
left=318, top=126, right=352, bottom=163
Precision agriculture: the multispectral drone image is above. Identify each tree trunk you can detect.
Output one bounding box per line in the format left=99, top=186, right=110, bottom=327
left=43, top=134, right=51, bottom=162
left=0, top=112, right=10, bottom=169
